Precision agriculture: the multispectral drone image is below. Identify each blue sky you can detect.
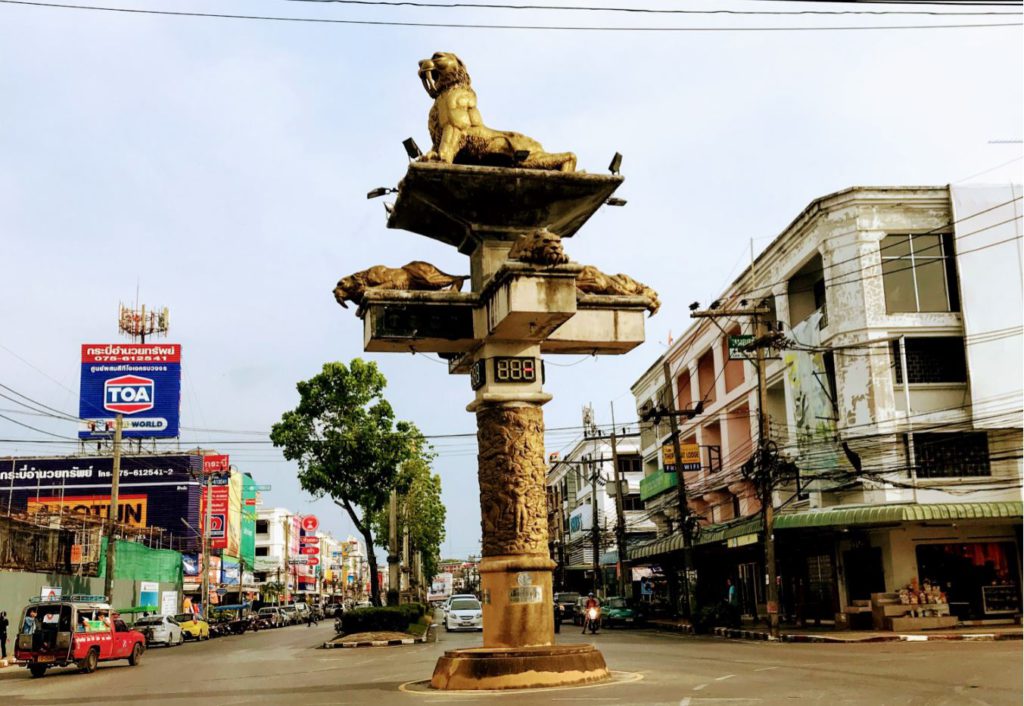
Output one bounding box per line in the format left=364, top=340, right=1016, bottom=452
left=0, top=1, right=1021, bottom=562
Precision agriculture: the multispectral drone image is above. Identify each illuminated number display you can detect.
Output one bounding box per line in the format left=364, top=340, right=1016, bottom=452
left=493, top=357, right=537, bottom=384
left=470, top=360, right=486, bottom=391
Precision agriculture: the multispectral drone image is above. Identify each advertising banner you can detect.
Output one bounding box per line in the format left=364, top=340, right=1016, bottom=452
left=3, top=455, right=201, bottom=547
left=226, top=470, right=242, bottom=557
left=140, top=581, right=159, bottom=609
left=161, top=591, right=178, bottom=616
left=221, top=558, right=240, bottom=586
left=78, top=343, right=182, bottom=439
left=202, top=455, right=229, bottom=474
left=568, top=504, right=592, bottom=539
left=661, top=443, right=701, bottom=472
left=239, top=474, right=257, bottom=570
left=200, top=479, right=229, bottom=550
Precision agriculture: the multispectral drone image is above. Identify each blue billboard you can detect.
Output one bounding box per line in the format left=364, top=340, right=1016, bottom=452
left=79, top=343, right=182, bottom=439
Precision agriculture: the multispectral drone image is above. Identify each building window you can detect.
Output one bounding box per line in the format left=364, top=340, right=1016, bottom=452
left=256, top=520, right=269, bottom=534
left=913, top=432, right=990, bottom=478
left=255, top=546, right=269, bottom=557
left=254, top=572, right=267, bottom=582
left=892, top=337, right=967, bottom=384
left=881, top=233, right=960, bottom=313
left=622, top=494, right=644, bottom=511
left=617, top=456, right=641, bottom=475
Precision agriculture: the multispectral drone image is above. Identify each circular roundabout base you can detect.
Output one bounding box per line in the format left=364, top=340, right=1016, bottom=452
left=428, top=643, right=611, bottom=691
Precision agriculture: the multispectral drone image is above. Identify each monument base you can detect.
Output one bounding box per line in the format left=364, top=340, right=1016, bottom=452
left=430, top=644, right=609, bottom=690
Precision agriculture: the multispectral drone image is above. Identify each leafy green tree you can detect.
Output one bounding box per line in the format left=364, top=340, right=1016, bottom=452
left=371, top=449, right=447, bottom=597
left=270, top=359, right=419, bottom=606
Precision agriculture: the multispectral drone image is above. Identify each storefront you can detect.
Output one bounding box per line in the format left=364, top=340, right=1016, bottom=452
left=916, top=541, right=1020, bottom=619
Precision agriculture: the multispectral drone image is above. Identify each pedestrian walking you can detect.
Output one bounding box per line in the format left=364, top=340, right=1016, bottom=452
left=726, top=578, right=738, bottom=607
left=0, top=610, right=9, bottom=659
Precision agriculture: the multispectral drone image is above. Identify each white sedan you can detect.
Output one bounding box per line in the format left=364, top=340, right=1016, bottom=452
left=134, top=615, right=184, bottom=646
left=444, top=597, right=483, bottom=632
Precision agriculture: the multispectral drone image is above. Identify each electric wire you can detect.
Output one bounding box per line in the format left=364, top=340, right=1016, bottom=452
left=0, top=0, right=1019, bottom=31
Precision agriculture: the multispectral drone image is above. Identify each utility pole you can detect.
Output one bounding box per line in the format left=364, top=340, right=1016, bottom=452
left=201, top=471, right=214, bottom=621
left=692, top=302, right=778, bottom=638
left=102, top=413, right=124, bottom=602
left=388, top=489, right=400, bottom=605
left=661, top=360, right=693, bottom=620
left=609, top=403, right=627, bottom=598
left=590, top=460, right=602, bottom=596
left=282, top=515, right=291, bottom=604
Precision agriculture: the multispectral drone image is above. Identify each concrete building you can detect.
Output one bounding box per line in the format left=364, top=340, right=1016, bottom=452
left=546, top=409, right=656, bottom=596
left=630, top=185, right=1022, bottom=623
left=252, top=507, right=317, bottom=599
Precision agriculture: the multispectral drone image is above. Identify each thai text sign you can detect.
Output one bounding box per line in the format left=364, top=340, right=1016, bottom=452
left=79, top=344, right=182, bottom=439
left=728, top=335, right=755, bottom=361
left=661, top=443, right=701, bottom=472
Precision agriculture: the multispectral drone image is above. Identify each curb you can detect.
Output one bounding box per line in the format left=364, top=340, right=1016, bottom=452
left=322, top=635, right=426, bottom=649
left=709, top=626, right=1023, bottom=643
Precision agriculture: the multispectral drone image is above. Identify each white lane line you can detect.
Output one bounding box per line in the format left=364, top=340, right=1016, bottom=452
left=716, top=674, right=736, bottom=681
left=680, top=699, right=692, bottom=706
left=694, top=683, right=708, bottom=691
left=753, top=666, right=778, bottom=672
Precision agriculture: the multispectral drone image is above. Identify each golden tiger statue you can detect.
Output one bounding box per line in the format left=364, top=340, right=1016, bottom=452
left=334, top=262, right=466, bottom=309
left=417, top=52, right=577, bottom=172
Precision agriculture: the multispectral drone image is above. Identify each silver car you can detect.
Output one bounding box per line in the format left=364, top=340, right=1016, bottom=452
left=134, top=615, right=184, bottom=646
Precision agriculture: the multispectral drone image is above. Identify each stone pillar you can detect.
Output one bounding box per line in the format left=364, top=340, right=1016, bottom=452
left=475, top=403, right=555, bottom=648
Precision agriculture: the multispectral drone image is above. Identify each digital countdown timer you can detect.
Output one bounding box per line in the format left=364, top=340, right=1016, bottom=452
left=470, top=359, right=486, bottom=391
left=493, top=356, right=538, bottom=384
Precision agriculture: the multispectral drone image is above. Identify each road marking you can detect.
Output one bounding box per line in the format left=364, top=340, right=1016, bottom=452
left=693, top=683, right=708, bottom=691
left=680, top=699, right=692, bottom=706
left=753, top=667, right=777, bottom=672
left=716, top=674, right=736, bottom=681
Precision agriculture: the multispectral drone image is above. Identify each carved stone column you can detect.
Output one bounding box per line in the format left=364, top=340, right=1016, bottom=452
left=476, top=403, right=554, bottom=648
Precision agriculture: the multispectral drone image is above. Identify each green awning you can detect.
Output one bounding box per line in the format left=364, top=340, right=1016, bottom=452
left=696, top=515, right=763, bottom=546
left=774, top=501, right=1023, bottom=530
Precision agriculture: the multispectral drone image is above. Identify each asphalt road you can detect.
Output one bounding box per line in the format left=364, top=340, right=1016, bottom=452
left=1, top=621, right=1020, bottom=705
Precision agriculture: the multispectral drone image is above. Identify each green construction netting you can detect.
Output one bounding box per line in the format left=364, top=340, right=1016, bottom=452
left=98, top=538, right=183, bottom=584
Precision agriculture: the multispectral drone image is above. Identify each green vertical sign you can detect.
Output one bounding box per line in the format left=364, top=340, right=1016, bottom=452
left=240, top=474, right=258, bottom=571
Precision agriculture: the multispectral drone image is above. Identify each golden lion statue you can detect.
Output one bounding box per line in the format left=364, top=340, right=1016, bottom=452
left=417, top=52, right=577, bottom=172
left=334, top=262, right=466, bottom=309
left=507, top=228, right=569, bottom=266
left=576, top=265, right=660, bottom=316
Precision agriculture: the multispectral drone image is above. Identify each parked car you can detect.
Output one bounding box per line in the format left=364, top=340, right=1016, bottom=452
left=601, top=596, right=645, bottom=628
left=15, top=596, right=146, bottom=678
left=280, top=605, right=299, bottom=625
left=257, top=607, right=285, bottom=628
left=174, top=613, right=210, bottom=640
left=444, top=597, right=483, bottom=632
left=134, top=614, right=184, bottom=646
left=554, top=592, right=580, bottom=623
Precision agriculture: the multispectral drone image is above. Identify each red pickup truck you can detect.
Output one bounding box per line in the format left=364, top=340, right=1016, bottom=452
left=15, top=595, right=146, bottom=678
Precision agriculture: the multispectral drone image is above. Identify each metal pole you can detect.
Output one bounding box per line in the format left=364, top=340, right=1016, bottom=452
left=388, top=489, right=400, bottom=604
left=590, top=463, right=602, bottom=595
left=661, top=359, right=692, bottom=620
left=898, top=335, right=919, bottom=503
left=609, top=403, right=627, bottom=598
left=103, top=413, right=123, bottom=602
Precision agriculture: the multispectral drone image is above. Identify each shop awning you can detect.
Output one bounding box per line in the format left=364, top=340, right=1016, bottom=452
left=773, top=501, right=1022, bottom=530
left=622, top=502, right=1022, bottom=561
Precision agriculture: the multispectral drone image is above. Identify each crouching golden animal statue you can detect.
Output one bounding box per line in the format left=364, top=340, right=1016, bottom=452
left=334, top=261, right=467, bottom=309
left=417, top=52, right=577, bottom=172
left=576, top=265, right=661, bottom=316
left=507, top=228, right=570, bottom=266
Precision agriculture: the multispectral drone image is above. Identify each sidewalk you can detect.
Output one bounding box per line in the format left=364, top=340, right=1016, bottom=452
left=648, top=618, right=1023, bottom=643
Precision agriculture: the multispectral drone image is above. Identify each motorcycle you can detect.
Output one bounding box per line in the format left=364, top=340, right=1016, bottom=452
left=584, top=606, right=600, bottom=634
left=334, top=617, right=344, bottom=635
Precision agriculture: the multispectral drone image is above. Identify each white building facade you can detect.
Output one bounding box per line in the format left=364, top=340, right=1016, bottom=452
left=630, top=185, right=1022, bottom=623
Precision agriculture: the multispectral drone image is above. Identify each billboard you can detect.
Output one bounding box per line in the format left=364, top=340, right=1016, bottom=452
left=200, top=477, right=230, bottom=550
left=239, top=474, right=257, bottom=570
left=2, top=454, right=201, bottom=547
left=568, top=504, right=593, bottom=539
left=79, top=344, right=182, bottom=439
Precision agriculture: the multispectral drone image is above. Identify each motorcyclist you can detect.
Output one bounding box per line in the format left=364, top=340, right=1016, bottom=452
left=581, top=593, right=599, bottom=634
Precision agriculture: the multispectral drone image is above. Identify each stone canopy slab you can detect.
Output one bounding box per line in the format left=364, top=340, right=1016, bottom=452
left=387, top=162, right=623, bottom=252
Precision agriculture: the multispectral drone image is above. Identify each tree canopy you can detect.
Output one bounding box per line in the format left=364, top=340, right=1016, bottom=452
left=270, top=359, right=421, bottom=605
